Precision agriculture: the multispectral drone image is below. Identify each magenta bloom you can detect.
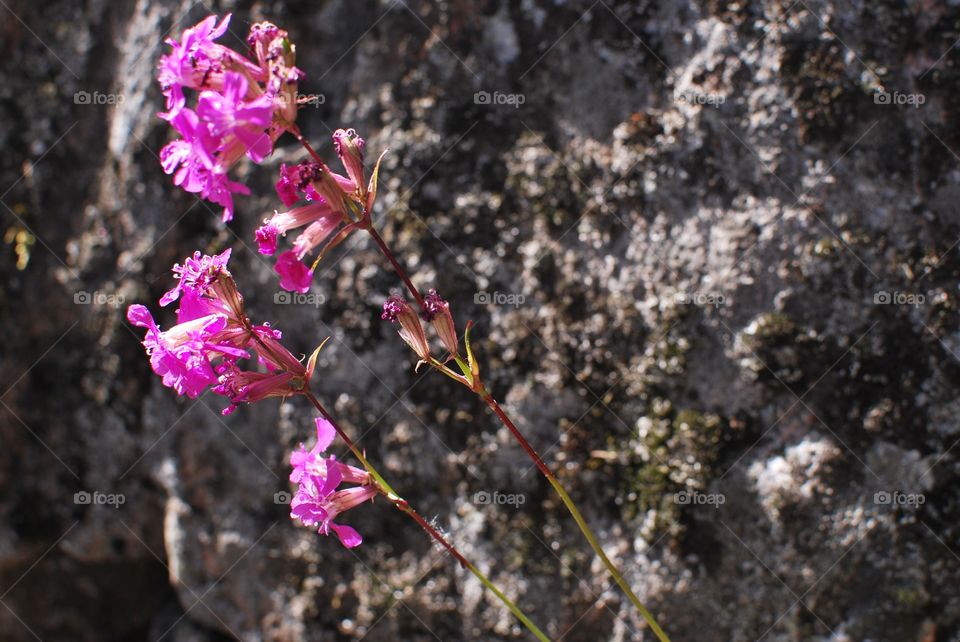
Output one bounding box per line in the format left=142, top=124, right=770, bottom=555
left=255, top=223, right=279, bottom=255
left=160, top=248, right=233, bottom=307
left=160, top=108, right=251, bottom=222
left=275, top=250, right=313, bottom=293
left=255, top=202, right=341, bottom=259
left=276, top=162, right=318, bottom=206
left=126, top=305, right=248, bottom=398
left=289, top=418, right=377, bottom=548
left=157, top=15, right=304, bottom=221
left=197, top=72, right=274, bottom=163
left=157, top=14, right=234, bottom=117
left=129, top=249, right=311, bottom=412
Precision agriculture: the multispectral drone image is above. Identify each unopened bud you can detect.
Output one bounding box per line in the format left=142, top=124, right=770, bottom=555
left=382, top=294, right=430, bottom=361
left=423, top=289, right=458, bottom=357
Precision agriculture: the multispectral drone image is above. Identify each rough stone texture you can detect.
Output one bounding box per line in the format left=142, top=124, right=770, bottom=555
left=2, top=0, right=960, bottom=640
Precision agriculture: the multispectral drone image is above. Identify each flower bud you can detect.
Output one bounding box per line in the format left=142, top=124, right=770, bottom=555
left=332, top=128, right=366, bottom=199
left=382, top=294, right=430, bottom=362
left=423, top=289, right=458, bottom=357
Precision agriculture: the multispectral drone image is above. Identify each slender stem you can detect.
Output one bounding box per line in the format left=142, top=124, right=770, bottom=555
left=365, top=225, right=427, bottom=309
left=395, top=500, right=551, bottom=642
left=288, top=129, right=666, bottom=639
left=481, top=392, right=671, bottom=642
left=290, top=125, right=326, bottom=166
left=301, top=391, right=550, bottom=642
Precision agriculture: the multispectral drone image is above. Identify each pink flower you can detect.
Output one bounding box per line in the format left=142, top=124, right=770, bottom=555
left=157, top=14, right=234, bottom=117
left=275, top=250, right=313, bottom=293
left=157, top=15, right=306, bottom=221
left=160, top=248, right=233, bottom=307
left=130, top=249, right=313, bottom=413
left=255, top=223, right=279, bottom=255
left=126, top=304, right=248, bottom=398
left=160, top=108, right=251, bottom=222
left=255, top=201, right=343, bottom=262
left=289, top=418, right=376, bottom=548
left=197, top=72, right=274, bottom=162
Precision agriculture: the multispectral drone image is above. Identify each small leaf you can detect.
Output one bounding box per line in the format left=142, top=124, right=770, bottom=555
left=305, top=336, right=331, bottom=381
left=365, top=149, right=389, bottom=214
left=464, top=320, right=480, bottom=382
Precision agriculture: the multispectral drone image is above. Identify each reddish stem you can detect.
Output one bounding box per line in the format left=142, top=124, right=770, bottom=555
left=481, top=392, right=554, bottom=481
left=290, top=125, right=326, bottom=166
left=365, top=225, right=427, bottom=309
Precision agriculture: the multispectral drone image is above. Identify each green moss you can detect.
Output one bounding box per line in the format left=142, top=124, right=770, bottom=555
left=621, top=403, right=724, bottom=535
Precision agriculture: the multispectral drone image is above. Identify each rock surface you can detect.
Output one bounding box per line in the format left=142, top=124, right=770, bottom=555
left=2, top=0, right=960, bottom=640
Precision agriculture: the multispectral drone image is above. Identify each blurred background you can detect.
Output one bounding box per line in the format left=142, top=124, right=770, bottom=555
left=2, top=0, right=959, bottom=640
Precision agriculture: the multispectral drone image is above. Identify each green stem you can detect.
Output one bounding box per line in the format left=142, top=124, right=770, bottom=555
left=353, top=218, right=672, bottom=639
left=481, top=392, right=671, bottom=642
left=301, top=391, right=551, bottom=641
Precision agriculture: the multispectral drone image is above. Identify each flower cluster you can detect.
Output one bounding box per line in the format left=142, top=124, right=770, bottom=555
left=256, top=127, right=386, bottom=293
left=289, top=418, right=378, bottom=548
left=127, top=249, right=311, bottom=414
left=158, top=15, right=304, bottom=221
